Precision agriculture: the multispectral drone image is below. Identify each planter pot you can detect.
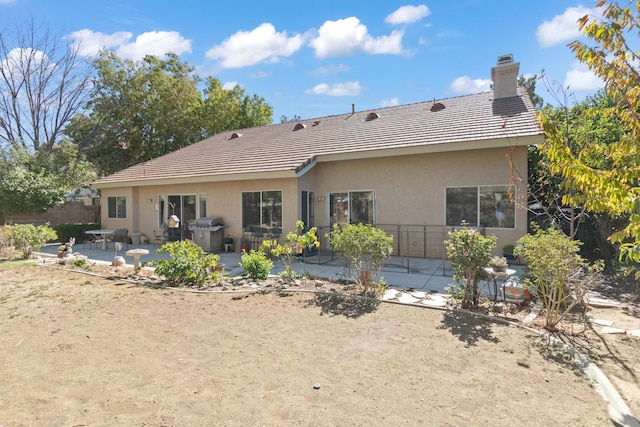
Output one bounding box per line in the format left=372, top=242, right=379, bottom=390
left=112, top=256, right=126, bottom=266
left=214, top=263, right=225, bottom=273
left=57, top=251, right=65, bottom=258
left=492, top=265, right=507, bottom=273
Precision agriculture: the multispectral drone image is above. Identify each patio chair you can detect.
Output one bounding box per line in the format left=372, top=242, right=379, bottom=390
left=109, top=228, right=129, bottom=251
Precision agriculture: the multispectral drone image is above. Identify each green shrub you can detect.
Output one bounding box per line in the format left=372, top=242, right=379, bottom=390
left=327, top=223, right=393, bottom=296
left=54, top=223, right=101, bottom=244
left=73, top=258, right=87, bottom=267
left=265, top=220, right=320, bottom=279
left=515, top=225, right=601, bottom=330
left=4, top=224, right=58, bottom=259
left=239, top=245, right=273, bottom=280
left=150, top=240, right=220, bottom=286
left=445, top=224, right=496, bottom=307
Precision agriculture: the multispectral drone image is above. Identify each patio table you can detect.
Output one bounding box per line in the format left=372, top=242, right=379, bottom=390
left=85, top=229, right=115, bottom=251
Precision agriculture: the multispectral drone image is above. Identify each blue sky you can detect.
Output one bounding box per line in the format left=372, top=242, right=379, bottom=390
left=0, top=0, right=604, bottom=122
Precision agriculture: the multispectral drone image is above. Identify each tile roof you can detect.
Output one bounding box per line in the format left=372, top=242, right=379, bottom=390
left=92, top=88, right=543, bottom=187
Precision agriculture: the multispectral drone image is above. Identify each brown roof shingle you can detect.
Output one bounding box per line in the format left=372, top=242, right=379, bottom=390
left=92, top=89, right=542, bottom=187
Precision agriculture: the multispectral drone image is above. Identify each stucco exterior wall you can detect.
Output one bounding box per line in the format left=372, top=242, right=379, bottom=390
left=99, top=144, right=527, bottom=258
left=100, top=177, right=300, bottom=248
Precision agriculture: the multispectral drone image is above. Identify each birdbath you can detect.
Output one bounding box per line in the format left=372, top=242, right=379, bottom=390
left=125, top=248, right=149, bottom=272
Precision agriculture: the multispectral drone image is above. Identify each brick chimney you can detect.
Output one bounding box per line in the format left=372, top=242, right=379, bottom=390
left=491, top=54, right=520, bottom=99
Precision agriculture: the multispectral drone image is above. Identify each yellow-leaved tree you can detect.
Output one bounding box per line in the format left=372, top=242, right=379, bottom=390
left=539, top=0, right=640, bottom=261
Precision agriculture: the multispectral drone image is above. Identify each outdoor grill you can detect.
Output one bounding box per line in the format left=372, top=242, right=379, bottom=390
left=188, top=217, right=227, bottom=252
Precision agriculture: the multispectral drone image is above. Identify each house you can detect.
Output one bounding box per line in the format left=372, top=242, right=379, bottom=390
left=91, top=55, right=544, bottom=258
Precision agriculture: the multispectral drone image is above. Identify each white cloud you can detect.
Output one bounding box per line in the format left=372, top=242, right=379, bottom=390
left=305, top=81, right=362, bottom=96
left=563, top=61, right=604, bottom=91
left=309, top=17, right=404, bottom=58
left=0, top=47, right=48, bottom=78
left=309, top=64, right=350, bottom=76
left=222, top=81, right=241, bottom=90
left=385, top=5, right=431, bottom=25
left=536, top=6, right=594, bottom=48
left=380, top=98, right=399, bottom=107
left=206, top=23, right=304, bottom=68
left=448, top=76, right=492, bottom=94
left=66, top=29, right=191, bottom=60
left=117, top=31, right=191, bottom=60
left=66, top=29, right=133, bottom=57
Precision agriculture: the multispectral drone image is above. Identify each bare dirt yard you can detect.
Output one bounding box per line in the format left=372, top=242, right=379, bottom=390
left=0, top=261, right=638, bottom=426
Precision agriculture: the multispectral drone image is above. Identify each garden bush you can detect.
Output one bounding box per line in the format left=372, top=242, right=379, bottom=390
left=265, top=220, right=320, bottom=279
left=54, top=223, right=101, bottom=244
left=515, top=225, right=603, bottom=330
left=239, top=245, right=273, bottom=280
left=150, top=239, right=220, bottom=286
left=328, top=223, right=393, bottom=296
left=445, top=224, right=496, bottom=308
left=3, top=224, right=58, bottom=259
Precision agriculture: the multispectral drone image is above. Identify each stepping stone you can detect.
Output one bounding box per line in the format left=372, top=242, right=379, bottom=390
left=410, top=291, right=427, bottom=298
left=587, top=298, right=621, bottom=308
left=422, top=299, right=446, bottom=307
left=628, top=330, right=640, bottom=338
left=397, top=293, right=420, bottom=304
left=600, top=327, right=627, bottom=334
left=593, top=319, right=615, bottom=327
left=382, top=289, right=399, bottom=301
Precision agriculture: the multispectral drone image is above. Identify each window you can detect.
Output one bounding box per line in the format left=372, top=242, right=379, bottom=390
left=242, top=191, right=282, bottom=232
left=330, top=191, right=375, bottom=225
left=301, top=191, right=315, bottom=228
left=107, top=196, right=126, bottom=219
left=198, top=193, right=207, bottom=218
left=446, top=185, right=515, bottom=228
left=167, top=194, right=197, bottom=226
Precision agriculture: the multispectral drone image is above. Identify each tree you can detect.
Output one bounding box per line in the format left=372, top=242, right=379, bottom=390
left=67, top=50, right=204, bottom=175
left=200, top=77, right=272, bottom=135
left=0, top=18, right=92, bottom=152
left=541, top=0, right=640, bottom=261
left=518, top=75, right=544, bottom=110
left=0, top=141, right=95, bottom=221
left=68, top=51, right=274, bottom=176
left=280, top=114, right=302, bottom=123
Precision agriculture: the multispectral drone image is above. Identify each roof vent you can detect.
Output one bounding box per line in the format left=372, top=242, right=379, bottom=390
left=229, top=132, right=242, bottom=139
left=430, top=102, right=445, bottom=112
left=497, top=54, right=513, bottom=66
left=293, top=123, right=306, bottom=131
left=365, top=112, right=379, bottom=121
left=312, top=120, right=320, bottom=126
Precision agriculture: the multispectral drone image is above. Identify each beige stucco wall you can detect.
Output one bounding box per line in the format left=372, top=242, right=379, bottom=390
left=308, top=145, right=528, bottom=257
left=99, top=177, right=300, bottom=248
left=99, top=144, right=528, bottom=258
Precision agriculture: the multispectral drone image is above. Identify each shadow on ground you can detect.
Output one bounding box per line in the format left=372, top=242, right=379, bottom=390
left=307, top=292, right=380, bottom=318
left=438, top=310, right=501, bottom=346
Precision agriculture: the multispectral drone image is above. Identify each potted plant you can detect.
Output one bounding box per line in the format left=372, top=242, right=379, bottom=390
left=224, top=236, right=234, bottom=252
left=490, top=255, right=508, bottom=272
left=57, top=244, right=67, bottom=258
left=57, top=237, right=75, bottom=258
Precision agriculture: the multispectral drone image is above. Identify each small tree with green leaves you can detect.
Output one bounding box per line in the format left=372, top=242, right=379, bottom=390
left=328, top=223, right=393, bottom=296
left=515, top=226, right=602, bottom=330
left=266, top=220, right=320, bottom=279
left=150, top=240, right=220, bottom=286
left=4, top=224, right=58, bottom=259
left=445, top=225, right=496, bottom=308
